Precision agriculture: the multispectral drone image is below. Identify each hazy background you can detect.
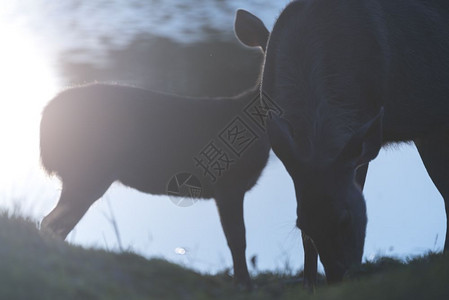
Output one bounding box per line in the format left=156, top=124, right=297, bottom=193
left=0, top=0, right=445, bottom=275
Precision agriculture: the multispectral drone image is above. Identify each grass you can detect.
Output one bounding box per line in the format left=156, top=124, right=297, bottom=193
left=0, top=212, right=448, bottom=299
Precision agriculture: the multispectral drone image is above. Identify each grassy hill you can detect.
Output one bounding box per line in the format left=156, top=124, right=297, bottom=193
left=0, top=212, right=448, bottom=299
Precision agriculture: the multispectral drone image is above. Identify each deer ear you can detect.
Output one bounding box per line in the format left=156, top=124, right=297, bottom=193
left=338, top=107, right=384, bottom=167
left=234, top=9, right=269, bottom=52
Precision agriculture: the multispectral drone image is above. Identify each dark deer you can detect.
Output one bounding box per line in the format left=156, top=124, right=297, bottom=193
left=235, top=0, right=449, bottom=287
left=40, top=79, right=270, bottom=288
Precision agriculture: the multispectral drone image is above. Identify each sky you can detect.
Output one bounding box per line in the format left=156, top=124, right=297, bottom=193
left=0, top=0, right=445, bottom=275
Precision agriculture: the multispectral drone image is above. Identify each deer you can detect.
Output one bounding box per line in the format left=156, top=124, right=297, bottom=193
left=40, top=74, right=271, bottom=288
left=234, top=0, right=449, bottom=287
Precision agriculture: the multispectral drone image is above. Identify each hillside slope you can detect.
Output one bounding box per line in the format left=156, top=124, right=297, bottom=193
left=0, top=213, right=448, bottom=299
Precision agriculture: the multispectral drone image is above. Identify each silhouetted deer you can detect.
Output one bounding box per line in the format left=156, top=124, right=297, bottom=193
left=235, top=0, right=449, bottom=287
left=40, top=81, right=271, bottom=288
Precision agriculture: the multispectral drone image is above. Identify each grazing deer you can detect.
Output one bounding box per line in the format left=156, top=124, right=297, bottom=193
left=40, top=80, right=271, bottom=288
left=235, top=0, right=449, bottom=286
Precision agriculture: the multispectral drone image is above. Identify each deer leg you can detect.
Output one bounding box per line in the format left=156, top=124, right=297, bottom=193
left=302, top=231, right=318, bottom=291
left=415, top=134, right=449, bottom=251
left=215, top=191, right=251, bottom=289
left=41, top=175, right=113, bottom=240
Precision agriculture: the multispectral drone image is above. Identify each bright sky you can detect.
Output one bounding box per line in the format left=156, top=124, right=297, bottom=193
left=0, top=1, right=445, bottom=275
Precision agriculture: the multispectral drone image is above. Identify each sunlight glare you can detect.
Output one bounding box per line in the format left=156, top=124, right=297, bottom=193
left=0, top=23, right=58, bottom=188
left=175, top=247, right=187, bottom=255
